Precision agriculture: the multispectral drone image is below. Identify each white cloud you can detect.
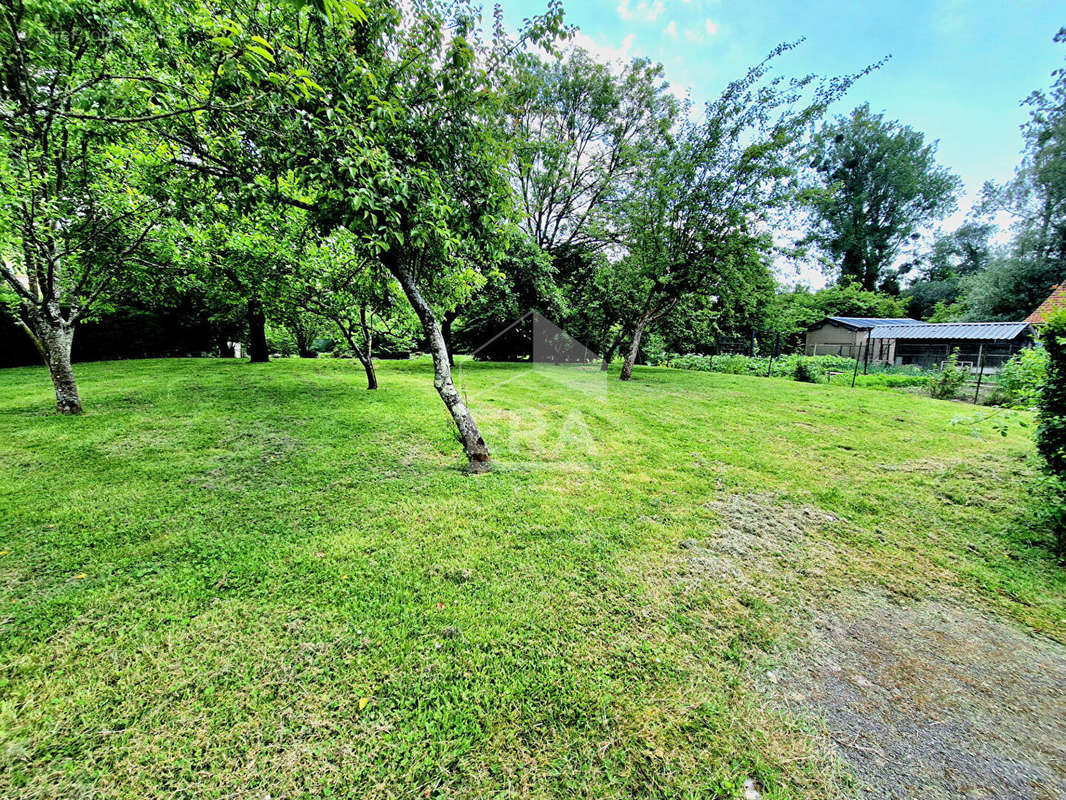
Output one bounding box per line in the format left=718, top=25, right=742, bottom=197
left=617, top=0, right=665, bottom=23
left=665, top=20, right=678, bottom=38
left=568, top=31, right=638, bottom=69
left=705, top=18, right=720, bottom=36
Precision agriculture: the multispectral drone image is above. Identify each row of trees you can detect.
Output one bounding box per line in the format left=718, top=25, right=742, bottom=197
left=2, top=0, right=884, bottom=470
left=4, top=0, right=1056, bottom=469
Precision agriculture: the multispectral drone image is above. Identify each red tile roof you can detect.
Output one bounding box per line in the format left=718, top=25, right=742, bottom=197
left=1027, top=283, right=1066, bottom=324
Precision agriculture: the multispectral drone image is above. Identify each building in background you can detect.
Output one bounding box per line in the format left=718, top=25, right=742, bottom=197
left=806, top=317, right=1034, bottom=370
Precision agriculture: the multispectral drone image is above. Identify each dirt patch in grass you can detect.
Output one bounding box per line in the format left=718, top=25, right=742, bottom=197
left=777, top=598, right=1066, bottom=800
left=677, top=493, right=844, bottom=589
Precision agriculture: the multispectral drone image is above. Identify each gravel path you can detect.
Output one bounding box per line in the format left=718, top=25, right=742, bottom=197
left=779, top=600, right=1066, bottom=800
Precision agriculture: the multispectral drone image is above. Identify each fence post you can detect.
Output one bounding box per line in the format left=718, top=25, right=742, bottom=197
left=766, top=332, right=780, bottom=377
left=973, top=344, right=985, bottom=405
left=863, top=338, right=872, bottom=374
left=851, top=339, right=863, bottom=388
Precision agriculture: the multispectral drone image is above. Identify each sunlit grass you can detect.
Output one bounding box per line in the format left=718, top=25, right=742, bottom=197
left=0, top=357, right=1061, bottom=798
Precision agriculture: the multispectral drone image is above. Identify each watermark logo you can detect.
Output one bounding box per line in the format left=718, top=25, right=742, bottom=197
left=457, top=312, right=606, bottom=471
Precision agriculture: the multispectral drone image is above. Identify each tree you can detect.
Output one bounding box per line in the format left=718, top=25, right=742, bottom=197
left=0, top=0, right=172, bottom=412
left=957, top=233, right=1060, bottom=321
left=0, top=0, right=305, bottom=411
left=287, top=230, right=417, bottom=389
left=453, top=46, right=675, bottom=366
left=611, top=43, right=870, bottom=381
left=1013, top=29, right=1066, bottom=277
left=901, top=221, right=992, bottom=319
left=804, top=104, right=961, bottom=292
left=508, top=49, right=676, bottom=256
left=262, top=1, right=568, bottom=470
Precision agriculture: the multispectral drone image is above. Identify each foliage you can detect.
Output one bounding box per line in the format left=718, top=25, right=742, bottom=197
left=957, top=233, right=1062, bottom=321
left=793, top=357, right=825, bottom=383
left=507, top=49, right=676, bottom=255
left=1035, top=308, right=1066, bottom=555
left=764, top=282, right=908, bottom=349
left=901, top=222, right=993, bottom=319
left=951, top=30, right=1066, bottom=322
left=997, top=347, right=1049, bottom=409
left=925, top=349, right=969, bottom=400
left=609, top=42, right=870, bottom=379
left=662, top=352, right=855, bottom=380
left=803, top=103, right=962, bottom=292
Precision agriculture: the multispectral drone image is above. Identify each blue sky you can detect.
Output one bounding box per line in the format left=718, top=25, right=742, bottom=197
left=500, top=0, right=1064, bottom=286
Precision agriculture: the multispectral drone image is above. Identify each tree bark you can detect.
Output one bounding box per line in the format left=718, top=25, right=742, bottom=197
left=442, top=309, right=458, bottom=368
left=333, top=316, right=378, bottom=391
left=23, top=308, right=82, bottom=414
left=359, top=354, right=378, bottom=390
left=619, top=316, right=649, bottom=382
left=600, top=330, right=624, bottom=372
left=247, top=296, right=270, bottom=363
left=388, top=257, right=491, bottom=472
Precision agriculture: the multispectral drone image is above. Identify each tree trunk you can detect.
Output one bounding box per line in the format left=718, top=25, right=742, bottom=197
left=359, top=355, right=378, bottom=390
left=247, top=296, right=269, bottom=363
left=23, top=308, right=82, bottom=414
left=619, top=317, right=649, bottom=381
left=600, top=330, right=624, bottom=372
left=442, top=310, right=458, bottom=368
left=294, top=327, right=314, bottom=358
left=388, top=258, right=491, bottom=472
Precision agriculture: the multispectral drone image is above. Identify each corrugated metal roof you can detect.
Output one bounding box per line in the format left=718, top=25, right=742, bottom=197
left=869, top=322, right=1033, bottom=340
left=824, top=316, right=922, bottom=329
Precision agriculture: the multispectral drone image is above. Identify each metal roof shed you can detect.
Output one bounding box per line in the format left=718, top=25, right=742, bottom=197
left=867, top=322, right=1034, bottom=369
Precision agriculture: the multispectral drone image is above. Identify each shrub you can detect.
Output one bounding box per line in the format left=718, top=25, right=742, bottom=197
left=997, top=346, right=1047, bottom=408
left=793, top=358, right=825, bottom=383
left=925, top=350, right=968, bottom=400
left=1035, top=309, right=1066, bottom=557
left=661, top=352, right=855, bottom=380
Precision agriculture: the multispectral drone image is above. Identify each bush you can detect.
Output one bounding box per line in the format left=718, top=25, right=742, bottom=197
left=996, top=346, right=1047, bottom=408
left=793, top=358, right=825, bottom=383
left=925, top=350, right=968, bottom=400
left=661, top=352, right=855, bottom=380
left=1035, top=309, right=1066, bottom=557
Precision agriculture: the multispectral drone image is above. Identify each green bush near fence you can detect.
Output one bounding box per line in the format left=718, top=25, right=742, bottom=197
left=996, top=346, right=1048, bottom=409
left=829, top=372, right=930, bottom=389
left=926, top=350, right=970, bottom=400
left=660, top=352, right=857, bottom=379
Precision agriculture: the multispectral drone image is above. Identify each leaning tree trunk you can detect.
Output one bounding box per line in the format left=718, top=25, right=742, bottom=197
left=22, top=308, right=82, bottom=414
left=619, top=317, right=649, bottom=382
left=246, top=296, right=270, bottom=363
left=388, top=258, right=491, bottom=472
left=442, top=309, right=458, bottom=368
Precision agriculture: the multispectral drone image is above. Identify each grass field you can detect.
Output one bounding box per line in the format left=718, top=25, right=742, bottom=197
left=1, top=357, right=1063, bottom=799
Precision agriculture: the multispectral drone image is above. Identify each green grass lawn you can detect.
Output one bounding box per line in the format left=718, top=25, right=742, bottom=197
left=1, top=358, right=1062, bottom=799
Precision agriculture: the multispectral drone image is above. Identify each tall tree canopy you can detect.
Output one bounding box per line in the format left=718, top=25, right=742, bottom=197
left=803, top=103, right=961, bottom=292
left=610, top=43, right=872, bottom=380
